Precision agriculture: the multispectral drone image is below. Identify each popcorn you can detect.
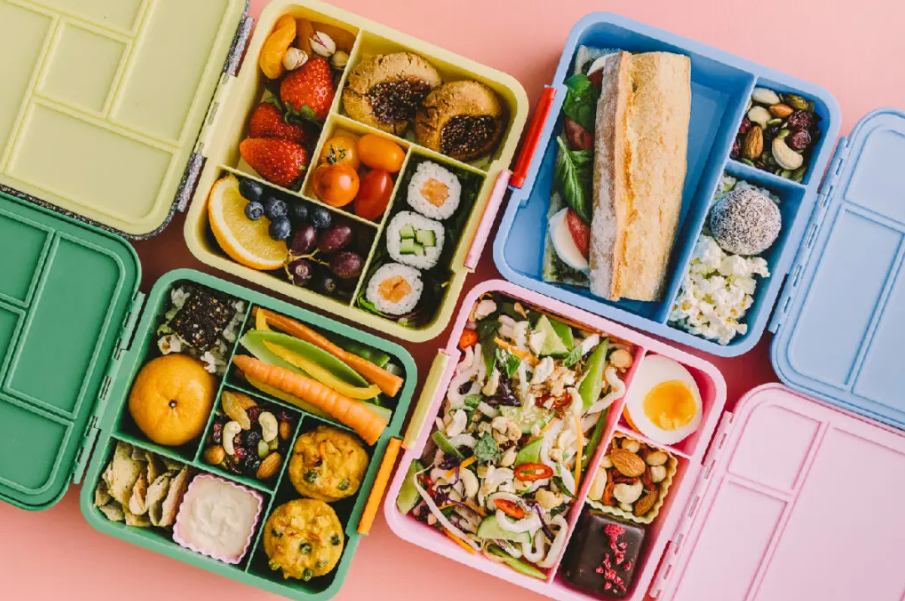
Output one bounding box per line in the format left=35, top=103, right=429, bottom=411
left=669, top=234, right=770, bottom=345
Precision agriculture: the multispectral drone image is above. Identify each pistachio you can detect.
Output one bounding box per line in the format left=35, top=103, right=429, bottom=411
left=258, top=439, right=270, bottom=459
left=772, top=138, right=804, bottom=170
left=769, top=103, right=794, bottom=118
left=784, top=94, right=810, bottom=111
left=743, top=125, right=764, bottom=160
left=330, top=51, right=349, bottom=70
left=282, top=47, right=308, bottom=71
left=752, top=87, right=781, bottom=105
left=310, top=32, right=336, bottom=57
left=767, top=118, right=783, bottom=127
left=747, top=105, right=770, bottom=128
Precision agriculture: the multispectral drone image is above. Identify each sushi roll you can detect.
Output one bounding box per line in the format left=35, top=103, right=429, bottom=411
left=406, top=161, right=462, bottom=220
left=387, top=211, right=445, bottom=269
left=366, top=263, right=423, bottom=315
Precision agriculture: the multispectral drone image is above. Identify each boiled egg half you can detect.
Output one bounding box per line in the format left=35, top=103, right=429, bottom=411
left=623, top=355, right=702, bottom=445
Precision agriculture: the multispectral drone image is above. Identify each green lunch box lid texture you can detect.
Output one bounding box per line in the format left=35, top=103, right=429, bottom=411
left=0, top=0, right=249, bottom=237
left=0, top=190, right=140, bottom=510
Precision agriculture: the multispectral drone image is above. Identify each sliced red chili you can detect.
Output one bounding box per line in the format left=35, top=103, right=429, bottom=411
left=514, top=463, right=554, bottom=482
left=535, top=394, right=571, bottom=409
left=493, top=498, right=526, bottom=519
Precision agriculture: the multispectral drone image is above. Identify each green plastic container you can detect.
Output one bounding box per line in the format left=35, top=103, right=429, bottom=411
left=0, top=191, right=417, bottom=599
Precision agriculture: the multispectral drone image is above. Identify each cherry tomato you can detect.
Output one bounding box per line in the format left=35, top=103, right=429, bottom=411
left=514, top=463, right=554, bottom=482
left=357, top=134, right=405, bottom=173
left=320, top=135, right=360, bottom=170
left=354, top=169, right=394, bottom=220
left=493, top=498, right=526, bottom=519
left=313, top=163, right=359, bottom=207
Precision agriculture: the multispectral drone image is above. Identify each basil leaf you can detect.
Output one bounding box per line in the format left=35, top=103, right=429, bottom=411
left=464, top=394, right=482, bottom=410
left=562, top=344, right=584, bottom=368
left=562, top=74, right=600, bottom=133
left=477, top=319, right=501, bottom=375
left=474, top=433, right=501, bottom=463
left=495, top=348, right=521, bottom=378
left=554, top=137, right=594, bottom=224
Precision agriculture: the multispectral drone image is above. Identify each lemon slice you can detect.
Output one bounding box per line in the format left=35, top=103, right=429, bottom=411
left=208, top=175, right=288, bottom=270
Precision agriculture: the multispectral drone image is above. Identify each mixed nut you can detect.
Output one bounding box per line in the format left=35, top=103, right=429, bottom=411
left=203, top=390, right=297, bottom=481
left=731, top=86, right=821, bottom=181
left=587, top=435, right=675, bottom=522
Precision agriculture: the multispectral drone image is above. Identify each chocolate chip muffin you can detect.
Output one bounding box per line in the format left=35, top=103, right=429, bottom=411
left=342, top=52, right=442, bottom=135
left=416, top=80, right=505, bottom=162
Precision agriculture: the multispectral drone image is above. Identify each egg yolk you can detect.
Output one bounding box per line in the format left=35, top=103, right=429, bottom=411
left=643, top=380, right=696, bottom=431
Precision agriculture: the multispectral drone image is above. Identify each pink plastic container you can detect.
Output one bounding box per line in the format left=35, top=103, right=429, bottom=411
left=384, top=280, right=728, bottom=600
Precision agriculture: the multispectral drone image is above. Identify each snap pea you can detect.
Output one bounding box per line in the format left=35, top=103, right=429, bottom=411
left=431, top=431, right=464, bottom=459
left=582, top=408, right=609, bottom=469
left=487, top=545, right=546, bottom=579
left=578, top=338, right=609, bottom=411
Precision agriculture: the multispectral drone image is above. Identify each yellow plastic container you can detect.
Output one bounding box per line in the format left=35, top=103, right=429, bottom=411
left=182, top=0, right=528, bottom=343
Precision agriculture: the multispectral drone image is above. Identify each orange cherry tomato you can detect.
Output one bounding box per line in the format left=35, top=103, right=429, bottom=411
left=357, top=134, right=405, bottom=173
left=493, top=498, right=526, bottom=519
left=354, top=169, right=394, bottom=220
left=313, top=163, right=359, bottom=207
left=458, top=328, right=478, bottom=350
left=514, top=463, right=554, bottom=482
left=320, top=135, right=360, bottom=170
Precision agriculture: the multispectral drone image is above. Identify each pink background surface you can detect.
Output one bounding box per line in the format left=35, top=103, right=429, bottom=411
left=2, top=1, right=903, bottom=600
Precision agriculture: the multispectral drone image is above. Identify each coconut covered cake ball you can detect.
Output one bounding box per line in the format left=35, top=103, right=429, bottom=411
left=709, top=188, right=781, bottom=255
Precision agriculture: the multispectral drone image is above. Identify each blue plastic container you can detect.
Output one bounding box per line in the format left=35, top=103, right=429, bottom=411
left=494, top=13, right=842, bottom=357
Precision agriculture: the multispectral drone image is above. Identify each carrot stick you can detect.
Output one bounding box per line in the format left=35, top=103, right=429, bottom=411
left=254, top=308, right=403, bottom=397
left=443, top=528, right=476, bottom=555
left=357, top=437, right=402, bottom=534
left=233, top=355, right=387, bottom=445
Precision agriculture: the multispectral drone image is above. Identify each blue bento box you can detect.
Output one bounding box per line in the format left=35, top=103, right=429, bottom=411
left=493, top=13, right=843, bottom=357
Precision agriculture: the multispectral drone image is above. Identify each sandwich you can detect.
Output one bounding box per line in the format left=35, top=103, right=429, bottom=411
left=544, top=48, right=691, bottom=302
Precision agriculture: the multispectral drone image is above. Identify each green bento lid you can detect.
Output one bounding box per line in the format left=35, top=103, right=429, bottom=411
left=0, top=191, right=139, bottom=510
left=0, top=0, right=246, bottom=237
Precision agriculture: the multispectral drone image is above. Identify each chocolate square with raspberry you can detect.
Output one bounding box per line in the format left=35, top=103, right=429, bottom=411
left=562, top=509, right=645, bottom=598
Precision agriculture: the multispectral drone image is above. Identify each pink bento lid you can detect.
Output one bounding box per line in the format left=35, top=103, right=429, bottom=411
left=656, top=383, right=905, bottom=601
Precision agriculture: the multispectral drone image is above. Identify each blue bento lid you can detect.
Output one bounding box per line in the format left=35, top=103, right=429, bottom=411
left=771, top=108, right=905, bottom=429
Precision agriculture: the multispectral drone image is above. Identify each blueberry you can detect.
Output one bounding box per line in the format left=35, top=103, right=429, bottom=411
left=264, top=197, right=288, bottom=220
left=239, top=179, right=265, bottom=203
left=310, top=206, right=332, bottom=229
left=244, top=429, right=263, bottom=448
left=244, top=201, right=265, bottom=221
left=269, top=217, right=292, bottom=241
left=289, top=201, right=310, bottom=223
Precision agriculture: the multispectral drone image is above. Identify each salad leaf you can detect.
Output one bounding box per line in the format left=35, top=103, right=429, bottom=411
left=562, top=74, right=600, bottom=133
left=474, top=433, right=501, bottom=463
left=562, top=344, right=584, bottom=368
left=495, top=348, right=522, bottom=378
left=554, top=137, right=594, bottom=224
left=464, top=394, right=483, bottom=410
left=477, top=319, right=501, bottom=375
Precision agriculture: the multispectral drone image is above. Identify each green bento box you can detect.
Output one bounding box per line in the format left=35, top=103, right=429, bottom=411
left=0, top=191, right=417, bottom=600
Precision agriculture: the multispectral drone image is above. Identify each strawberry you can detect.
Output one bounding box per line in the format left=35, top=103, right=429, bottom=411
left=566, top=208, right=590, bottom=257
left=249, top=101, right=307, bottom=145
left=280, top=57, right=335, bottom=122
left=239, top=138, right=309, bottom=188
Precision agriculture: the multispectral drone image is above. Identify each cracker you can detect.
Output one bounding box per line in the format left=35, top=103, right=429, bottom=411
left=123, top=507, right=152, bottom=528
left=159, top=467, right=191, bottom=528
left=98, top=502, right=125, bottom=522
left=94, top=481, right=112, bottom=507
left=109, top=442, right=143, bottom=505
left=146, top=474, right=171, bottom=527
left=128, top=470, right=149, bottom=516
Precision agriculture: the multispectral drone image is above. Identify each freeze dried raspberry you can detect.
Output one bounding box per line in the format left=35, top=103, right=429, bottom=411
left=787, top=110, right=819, bottom=131
left=738, top=117, right=752, bottom=135
left=787, top=129, right=812, bottom=151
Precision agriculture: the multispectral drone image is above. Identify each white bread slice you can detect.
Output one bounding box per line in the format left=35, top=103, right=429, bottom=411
left=589, top=51, right=691, bottom=302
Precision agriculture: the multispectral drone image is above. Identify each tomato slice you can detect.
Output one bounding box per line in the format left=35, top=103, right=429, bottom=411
left=514, top=463, right=554, bottom=482
left=493, top=498, right=526, bottom=519
left=354, top=169, right=394, bottom=221
left=565, top=208, right=590, bottom=257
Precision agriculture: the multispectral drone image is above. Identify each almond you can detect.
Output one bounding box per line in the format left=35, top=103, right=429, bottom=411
left=203, top=445, right=225, bottom=465
left=634, top=490, right=659, bottom=517
left=769, top=103, right=793, bottom=118
left=743, top=125, right=764, bottom=160
left=279, top=420, right=292, bottom=441
left=257, top=452, right=281, bottom=480
left=610, top=448, right=646, bottom=478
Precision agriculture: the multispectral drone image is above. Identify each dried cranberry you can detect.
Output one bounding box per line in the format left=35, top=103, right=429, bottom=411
left=278, top=410, right=294, bottom=423
left=233, top=437, right=247, bottom=460
left=246, top=406, right=262, bottom=423
left=786, top=110, right=819, bottom=131
left=787, top=129, right=812, bottom=151
left=731, top=137, right=741, bottom=159
left=738, top=117, right=752, bottom=135
left=211, top=421, right=224, bottom=445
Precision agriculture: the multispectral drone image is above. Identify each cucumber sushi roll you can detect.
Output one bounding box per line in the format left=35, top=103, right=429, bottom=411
left=365, top=263, right=423, bottom=315
left=406, top=161, right=461, bottom=220
left=387, top=211, right=445, bottom=269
